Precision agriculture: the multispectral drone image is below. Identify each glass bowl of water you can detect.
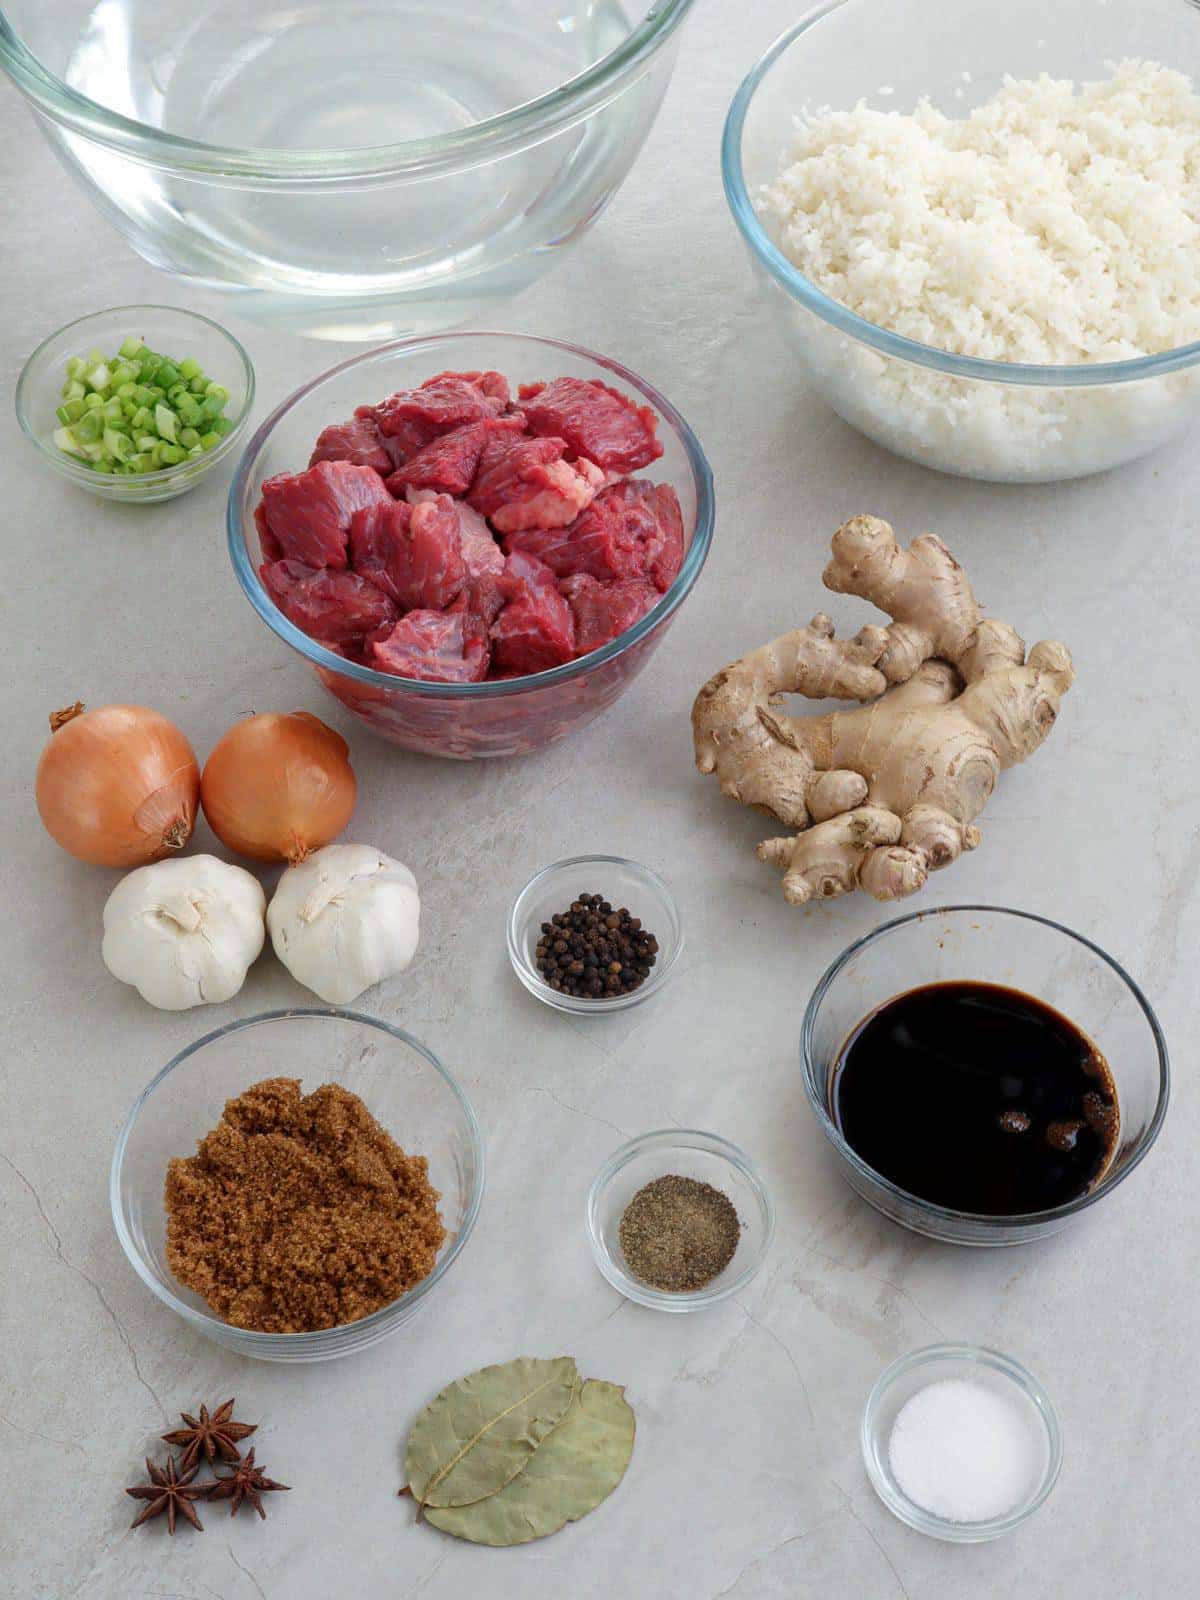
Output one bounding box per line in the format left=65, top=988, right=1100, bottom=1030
left=0, top=0, right=698, bottom=340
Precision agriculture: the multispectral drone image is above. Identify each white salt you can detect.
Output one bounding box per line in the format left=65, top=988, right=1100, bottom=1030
left=887, top=1378, right=1041, bottom=1523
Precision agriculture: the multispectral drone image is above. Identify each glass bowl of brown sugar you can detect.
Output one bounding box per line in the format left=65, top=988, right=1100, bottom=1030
left=587, top=1130, right=775, bottom=1312
left=111, top=1009, right=484, bottom=1361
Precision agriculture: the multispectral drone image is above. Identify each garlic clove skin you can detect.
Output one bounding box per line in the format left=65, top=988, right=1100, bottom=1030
left=267, top=842, right=420, bottom=1005
left=102, top=854, right=266, bottom=1010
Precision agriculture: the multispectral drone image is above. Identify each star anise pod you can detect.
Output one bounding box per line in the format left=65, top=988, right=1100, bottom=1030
left=162, top=1398, right=257, bottom=1474
left=208, top=1448, right=291, bottom=1520
left=126, top=1455, right=207, bottom=1534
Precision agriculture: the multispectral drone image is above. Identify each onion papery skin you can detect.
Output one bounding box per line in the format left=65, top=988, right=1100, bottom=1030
left=200, top=711, right=357, bottom=864
left=35, top=703, right=200, bottom=868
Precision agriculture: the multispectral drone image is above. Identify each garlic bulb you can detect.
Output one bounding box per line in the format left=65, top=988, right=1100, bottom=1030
left=102, top=855, right=266, bottom=1010
left=267, top=843, right=420, bottom=1005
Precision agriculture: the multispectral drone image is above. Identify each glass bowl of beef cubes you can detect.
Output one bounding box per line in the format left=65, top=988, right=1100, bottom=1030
left=228, top=333, right=715, bottom=759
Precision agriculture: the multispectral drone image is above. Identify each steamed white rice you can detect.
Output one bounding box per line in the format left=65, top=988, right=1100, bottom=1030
left=759, top=61, right=1200, bottom=479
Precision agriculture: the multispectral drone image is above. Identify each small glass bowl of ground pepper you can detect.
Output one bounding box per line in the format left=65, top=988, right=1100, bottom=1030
left=587, top=1131, right=774, bottom=1312
left=507, top=856, right=683, bottom=1014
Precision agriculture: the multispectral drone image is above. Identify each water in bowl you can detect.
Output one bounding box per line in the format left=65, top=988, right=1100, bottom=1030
left=30, top=0, right=645, bottom=334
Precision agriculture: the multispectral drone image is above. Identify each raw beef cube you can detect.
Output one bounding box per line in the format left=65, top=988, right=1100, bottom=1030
left=517, top=377, right=663, bottom=473
left=260, top=559, right=398, bottom=644
left=369, top=605, right=489, bottom=683
left=349, top=498, right=411, bottom=602
left=490, top=550, right=577, bottom=676
left=506, top=480, right=684, bottom=590
left=363, top=371, right=510, bottom=461
left=642, top=482, right=684, bottom=591
left=259, top=460, right=392, bottom=570
left=348, top=495, right=466, bottom=611
left=562, top=574, right=660, bottom=654
left=308, top=415, right=393, bottom=473
left=467, top=433, right=605, bottom=533
left=255, top=501, right=282, bottom=563
left=422, top=368, right=511, bottom=409
left=405, top=488, right=505, bottom=624
left=386, top=415, right=526, bottom=497
left=405, top=488, right=504, bottom=579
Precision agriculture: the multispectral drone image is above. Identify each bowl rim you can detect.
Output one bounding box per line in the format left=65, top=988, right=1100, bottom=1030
left=861, top=1342, right=1063, bottom=1542
left=586, top=1128, right=776, bottom=1311
left=507, top=853, right=684, bottom=1014
left=15, top=303, right=255, bottom=494
left=0, top=0, right=697, bottom=181
left=226, top=329, right=715, bottom=699
left=799, top=903, right=1171, bottom=1232
left=722, top=1, right=1200, bottom=389
left=109, top=1006, right=486, bottom=1348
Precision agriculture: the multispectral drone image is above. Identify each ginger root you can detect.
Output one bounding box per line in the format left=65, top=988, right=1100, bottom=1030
left=692, top=516, right=1074, bottom=905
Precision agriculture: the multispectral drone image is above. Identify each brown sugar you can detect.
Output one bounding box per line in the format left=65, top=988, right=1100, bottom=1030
left=165, top=1077, right=446, bottom=1333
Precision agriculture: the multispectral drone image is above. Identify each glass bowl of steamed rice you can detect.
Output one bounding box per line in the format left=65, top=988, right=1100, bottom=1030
left=723, top=0, right=1200, bottom=484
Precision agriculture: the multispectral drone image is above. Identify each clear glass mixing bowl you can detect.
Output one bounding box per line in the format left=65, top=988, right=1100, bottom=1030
left=724, top=0, right=1200, bottom=483
left=227, top=331, right=715, bottom=759
left=800, top=906, right=1170, bottom=1246
left=1, top=0, right=696, bottom=340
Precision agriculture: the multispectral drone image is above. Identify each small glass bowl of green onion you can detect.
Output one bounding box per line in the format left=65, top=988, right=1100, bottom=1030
left=15, top=306, right=254, bottom=503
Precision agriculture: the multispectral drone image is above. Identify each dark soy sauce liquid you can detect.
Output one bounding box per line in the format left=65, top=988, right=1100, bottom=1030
left=832, top=982, right=1120, bottom=1215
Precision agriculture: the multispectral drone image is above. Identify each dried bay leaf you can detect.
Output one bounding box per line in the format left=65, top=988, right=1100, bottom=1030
left=405, top=1355, right=578, bottom=1511
left=424, top=1380, right=636, bottom=1546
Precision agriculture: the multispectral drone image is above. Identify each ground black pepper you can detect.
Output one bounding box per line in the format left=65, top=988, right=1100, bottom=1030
left=618, top=1175, right=741, bottom=1292
left=534, top=893, right=658, bottom=999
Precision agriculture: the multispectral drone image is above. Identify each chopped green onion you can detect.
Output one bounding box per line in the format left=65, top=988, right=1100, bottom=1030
left=52, top=333, right=234, bottom=475
left=104, top=427, right=134, bottom=462
left=54, top=426, right=84, bottom=457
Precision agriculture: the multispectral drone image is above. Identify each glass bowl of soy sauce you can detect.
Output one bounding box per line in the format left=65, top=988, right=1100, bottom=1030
left=800, top=906, right=1170, bottom=1246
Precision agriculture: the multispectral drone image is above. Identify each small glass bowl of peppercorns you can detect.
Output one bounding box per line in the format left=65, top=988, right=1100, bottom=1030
left=507, top=855, right=683, bottom=1014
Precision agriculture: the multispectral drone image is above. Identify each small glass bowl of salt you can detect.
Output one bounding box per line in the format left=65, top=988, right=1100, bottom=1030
left=862, top=1344, right=1062, bottom=1542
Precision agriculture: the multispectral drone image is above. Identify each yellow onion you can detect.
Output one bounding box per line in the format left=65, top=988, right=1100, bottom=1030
left=36, top=702, right=200, bottom=868
left=201, top=711, right=356, bottom=864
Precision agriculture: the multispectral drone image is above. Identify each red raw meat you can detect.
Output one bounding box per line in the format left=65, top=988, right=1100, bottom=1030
left=370, top=604, right=489, bottom=683
left=259, top=460, right=392, bottom=570
left=308, top=415, right=393, bottom=474
left=363, top=371, right=510, bottom=462
left=386, top=415, right=526, bottom=497
left=405, top=488, right=503, bottom=578
left=642, top=482, right=684, bottom=591
left=490, top=550, right=576, bottom=676
left=260, top=559, right=398, bottom=643
left=467, top=433, right=605, bottom=533
left=517, top=377, right=663, bottom=473
left=405, top=488, right=506, bottom=624
left=504, top=479, right=684, bottom=591
left=349, top=494, right=467, bottom=611
left=255, top=501, right=282, bottom=563
left=562, top=574, right=660, bottom=654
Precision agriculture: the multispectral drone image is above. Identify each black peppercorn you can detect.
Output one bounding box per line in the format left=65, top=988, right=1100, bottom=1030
left=533, top=891, right=659, bottom=1000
